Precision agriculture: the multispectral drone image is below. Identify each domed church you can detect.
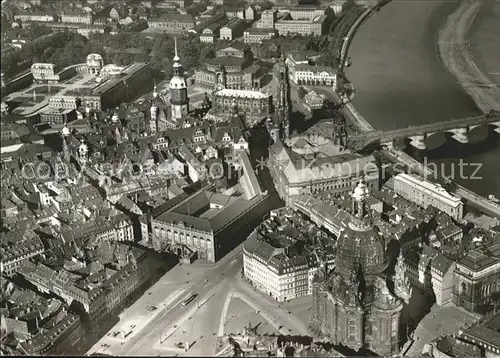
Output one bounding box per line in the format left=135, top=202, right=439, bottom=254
left=310, top=180, right=412, bottom=356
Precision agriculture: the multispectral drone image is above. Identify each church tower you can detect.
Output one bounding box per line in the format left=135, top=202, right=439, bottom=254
left=152, top=79, right=158, bottom=100
left=275, top=49, right=291, bottom=142
left=61, top=123, right=71, bottom=163
left=332, top=115, right=347, bottom=148
left=169, top=38, right=189, bottom=122
left=78, top=140, right=89, bottom=165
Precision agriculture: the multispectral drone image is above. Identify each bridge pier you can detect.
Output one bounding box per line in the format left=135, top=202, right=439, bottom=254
left=493, top=121, right=500, bottom=135
left=346, top=112, right=500, bottom=152
left=450, top=128, right=469, bottom=144
left=409, top=135, right=426, bottom=150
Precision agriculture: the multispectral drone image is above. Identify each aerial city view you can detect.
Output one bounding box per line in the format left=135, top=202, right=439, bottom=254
left=0, top=0, right=499, bottom=356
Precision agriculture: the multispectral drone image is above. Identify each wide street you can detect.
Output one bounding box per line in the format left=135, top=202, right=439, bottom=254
left=88, top=240, right=314, bottom=356
left=87, top=244, right=244, bottom=356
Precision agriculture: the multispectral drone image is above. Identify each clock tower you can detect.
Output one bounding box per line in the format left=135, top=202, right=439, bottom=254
left=170, top=38, right=189, bottom=122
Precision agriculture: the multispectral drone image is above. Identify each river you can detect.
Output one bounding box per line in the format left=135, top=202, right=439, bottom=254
left=344, top=0, right=500, bottom=197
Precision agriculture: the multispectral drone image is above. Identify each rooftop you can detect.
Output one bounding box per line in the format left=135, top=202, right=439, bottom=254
left=214, top=88, right=270, bottom=100
left=458, top=236, right=500, bottom=271
left=148, top=13, right=194, bottom=23
left=460, top=313, right=500, bottom=351
left=395, top=173, right=463, bottom=208
left=153, top=186, right=264, bottom=234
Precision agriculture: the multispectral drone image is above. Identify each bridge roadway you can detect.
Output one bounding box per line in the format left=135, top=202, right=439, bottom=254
left=347, top=110, right=500, bottom=149
left=381, top=149, right=500, bottom=219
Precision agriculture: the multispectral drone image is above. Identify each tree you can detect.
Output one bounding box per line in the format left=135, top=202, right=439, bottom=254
left=24, top=22, right=52, bottom=40
left=200, top=46, right=215, bottom=62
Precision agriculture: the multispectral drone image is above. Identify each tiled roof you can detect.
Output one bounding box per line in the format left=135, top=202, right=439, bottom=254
left=154, top=210, right=213, bottom=232
left=206, top=56, right=247, bottom=67
left=20, top=313, right=80, bottom=355
left=148, top=13, right=194, bottom=23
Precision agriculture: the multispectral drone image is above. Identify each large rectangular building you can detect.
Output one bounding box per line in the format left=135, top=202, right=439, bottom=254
left=274, top=14, right=326, bottom=36
left=393, top=173, right=464, bottom=221
left=212, top=88, right=272, bottom=117
left=82, top=62, right=151, bottom=110
left=268, top=140, right=379, bottom=206
left=149, top=185, right=267, bottom=262
left=147, top=14, right=195, bottom=33
left=243, top=28, right=277, bottom=44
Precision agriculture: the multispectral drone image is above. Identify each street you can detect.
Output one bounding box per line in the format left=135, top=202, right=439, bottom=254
left=87, top=244, right=244, bottom=356
left=311, top=86, right=375, bottom=133
left=88, top=241, right=314, bottom=356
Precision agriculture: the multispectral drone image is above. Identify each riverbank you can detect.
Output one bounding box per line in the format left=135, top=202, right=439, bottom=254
left=343, top=1, right=500, bottom=197
left=437, top=0, right=500, bottom=113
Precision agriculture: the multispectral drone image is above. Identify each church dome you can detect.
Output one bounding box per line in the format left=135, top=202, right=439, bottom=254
left=86, top=53, right=103, bottom=67
left=352, top=179, right=370, bottom=201
left=336, top=225, right=387, bottom=279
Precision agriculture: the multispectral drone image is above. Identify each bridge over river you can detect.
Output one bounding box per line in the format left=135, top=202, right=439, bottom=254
left=347, top=110, right=500, bottom=150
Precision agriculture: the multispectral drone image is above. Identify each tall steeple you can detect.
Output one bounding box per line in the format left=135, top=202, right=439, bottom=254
left=61, top=123, right=71, bottom=163
left=152, top=79, right=158, bottom=99
left=169, top=37, right=189, bottom=122
left=78, top=139, right=89, bottom=165
left=173, top=38, right=182, bottom=75
left=275, top=47, right=291, bottom=142
left=394, top=252, right=412, bottom=303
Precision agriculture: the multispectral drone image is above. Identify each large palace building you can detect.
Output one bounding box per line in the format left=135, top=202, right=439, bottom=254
left=268, top=141, right=379, bottom=206
left=212, top=88, right=273, bottom=118
left=310, top=180, right=412, bottom=356
left=194, top=43, right=266, bottom=91
left=82, top=62, right=152, bottom=110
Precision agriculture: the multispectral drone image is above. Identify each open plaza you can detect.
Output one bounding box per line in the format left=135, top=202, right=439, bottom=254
left=4, top=72, right=97, bottom=116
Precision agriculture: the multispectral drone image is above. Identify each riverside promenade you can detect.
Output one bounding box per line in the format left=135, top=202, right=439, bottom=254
left=336, top=5, right=377, bottom=133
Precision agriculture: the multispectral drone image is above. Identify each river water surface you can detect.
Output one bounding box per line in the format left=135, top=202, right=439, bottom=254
left=344, top=0, right=500, bottom=197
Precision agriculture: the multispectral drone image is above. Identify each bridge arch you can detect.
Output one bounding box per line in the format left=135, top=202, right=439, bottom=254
left=347, top=112, right=500, bottom=151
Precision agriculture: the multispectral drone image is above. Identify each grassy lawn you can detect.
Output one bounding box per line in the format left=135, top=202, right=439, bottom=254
left=64, top=88, right=87, bottom=96
left=27, top=85, right=64, bottom=95
left=10, top=95, right=45, bottom=104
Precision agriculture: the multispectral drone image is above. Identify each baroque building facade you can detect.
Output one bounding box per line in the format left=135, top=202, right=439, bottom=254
left=310, top=180, right=412, bottom=356
left=194, top=43, right=265, bottom=91
left=212, top=88, right=273, bottom=118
